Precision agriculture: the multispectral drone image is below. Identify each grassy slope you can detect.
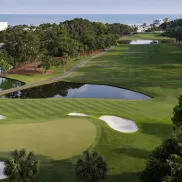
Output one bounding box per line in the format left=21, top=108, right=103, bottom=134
left=120, top=32, right=174, bottom=40
left=0, top=33, right=182, bottom=182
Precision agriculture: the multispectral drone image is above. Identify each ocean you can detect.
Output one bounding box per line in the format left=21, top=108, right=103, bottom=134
left=0, top=14, right=182, bottom=26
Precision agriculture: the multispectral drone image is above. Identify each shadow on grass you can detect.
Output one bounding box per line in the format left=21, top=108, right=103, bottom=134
left=114, top=147, right=150, bottom=159
left=141, top=122, right=173, bottom=138
left=0, top=152, right=78, bottom=182
left=0, top=151, right=141, bottom=182
left=0, top=150, right=145, bottom=182
left=36, top=158, right=77, bottom=182
left=106, top=172, right=140, bottom=182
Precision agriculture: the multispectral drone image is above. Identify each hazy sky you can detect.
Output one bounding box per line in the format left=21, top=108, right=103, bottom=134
left=0, top=0, right=182, bottom=14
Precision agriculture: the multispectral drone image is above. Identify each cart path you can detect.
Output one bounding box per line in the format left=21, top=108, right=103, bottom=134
left=0, top=47, right=114, bottom=96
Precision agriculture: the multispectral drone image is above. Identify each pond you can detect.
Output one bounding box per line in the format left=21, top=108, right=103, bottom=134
left=1, top=81, right=151, bottom=100
left=0, top=77, right=24, bottom=91
left=130, top=40, right=159, bottom=44
left=118, top=40, right=159, bottom=44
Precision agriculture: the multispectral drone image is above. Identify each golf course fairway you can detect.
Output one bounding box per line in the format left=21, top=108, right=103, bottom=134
left=0, top=33, right=181, bottom=182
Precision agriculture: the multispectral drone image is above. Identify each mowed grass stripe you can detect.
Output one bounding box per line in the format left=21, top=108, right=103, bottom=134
left=33, top=102, right=61, bottom=116
left=66, top=100, right=94, bottom=112
left=16, top=102, right=47, bottom=119
left=37, top=102, right=65, bottom=115
left=70, top=99, right=113, bottom=113
left=5, top=102, right=35, bottom=117
left=82, top=100, right=117, bottom=113
left=45, top=100, right=74, bottom=112
left=25, top=102, right=55, bottom=118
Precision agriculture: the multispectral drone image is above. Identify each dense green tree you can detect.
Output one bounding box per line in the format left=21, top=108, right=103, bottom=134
left=4, top=148, right=39, bottom=182
left=161, top=19, right=182, bottom=42
left=75, top=151, right=108, bottom=182
left=0, top=26, right=41, bottom=68
left=0, top=58, right=11, bottom=73
left=139, top=131, right=182, bottom=182
left=172, top=95, right=182, bottom=128
left=0, top=18, right=135, bottom=71
left=40, top=55, right=54, bottom=73
left=163, top=154, right=182, bottom=182
left=160, top=19, right=182, bottom=31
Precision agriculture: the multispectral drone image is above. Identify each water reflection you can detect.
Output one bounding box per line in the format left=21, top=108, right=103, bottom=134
left=118, top=40, right=160, bottom=44
left=130, top=40, right=159, bottom=44
left=0, top=77, right=24, bottom=91
left=1, top=81, right=151, bottom=100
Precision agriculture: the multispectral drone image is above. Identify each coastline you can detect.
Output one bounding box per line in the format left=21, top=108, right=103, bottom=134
left=1, top=14, right=182, bottom=26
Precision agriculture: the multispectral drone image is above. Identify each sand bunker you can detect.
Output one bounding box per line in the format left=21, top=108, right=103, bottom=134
left=68, top=113, right=89, bottom=117
left=0, top=162, right=7, bottom=180
left=99, top=116, right=138, bottom=133
left=0, top=115, right=6, bottom=120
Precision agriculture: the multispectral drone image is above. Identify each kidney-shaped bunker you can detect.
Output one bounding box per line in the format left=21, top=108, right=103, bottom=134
left=99, top=116, right=139, bottom=133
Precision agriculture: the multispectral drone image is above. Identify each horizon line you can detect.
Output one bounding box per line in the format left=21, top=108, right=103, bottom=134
left=0, top=13, right=182, bottom=15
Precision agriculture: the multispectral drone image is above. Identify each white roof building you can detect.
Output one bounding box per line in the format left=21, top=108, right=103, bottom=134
left=153, top=19, right=164, bottom=25
left=0, top=22, right=8, bottom=31
left=163, top=18, right=170, bottom=23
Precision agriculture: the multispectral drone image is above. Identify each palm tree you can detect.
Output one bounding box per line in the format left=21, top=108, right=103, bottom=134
left=4, top=148, right=39, bottom=182
left=75, top=151, right=108, bottom=182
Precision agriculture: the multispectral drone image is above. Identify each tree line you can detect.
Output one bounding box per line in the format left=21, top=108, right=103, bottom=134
left=0, top=18, right=135, bottom=71
left=139, top=95, right=182, bottom=182
left=160, top=19, right=182, bottom=43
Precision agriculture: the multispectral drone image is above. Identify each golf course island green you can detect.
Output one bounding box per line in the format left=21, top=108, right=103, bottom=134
left=0, top=33, right=181, bottom=182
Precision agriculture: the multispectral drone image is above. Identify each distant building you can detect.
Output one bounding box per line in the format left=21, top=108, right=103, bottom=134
left=163, top=18, right=170, bottom=23
left=135, top=25, right=151, bottom=32
left=0, top=22, right=8, bottom=31
left=153, top=19, right=164, bottom=26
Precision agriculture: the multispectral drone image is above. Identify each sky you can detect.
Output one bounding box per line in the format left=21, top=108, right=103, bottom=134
left=0, top=0, right=182, bottom=14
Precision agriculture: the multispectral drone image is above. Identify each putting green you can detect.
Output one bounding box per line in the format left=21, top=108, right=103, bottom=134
left=0, top=118, right=97, bottom=160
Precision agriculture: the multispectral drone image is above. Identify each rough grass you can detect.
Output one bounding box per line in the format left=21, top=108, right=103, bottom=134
left=1, top=36, right=182, bottom=181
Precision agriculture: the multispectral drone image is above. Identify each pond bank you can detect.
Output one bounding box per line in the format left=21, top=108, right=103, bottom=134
left=0, top=47, right=114, bottom=97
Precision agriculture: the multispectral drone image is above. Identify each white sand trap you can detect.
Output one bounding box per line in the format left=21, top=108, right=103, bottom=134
left=0, top=162, right=7, bottom=180
left=0, top=115, right=6, bottom=120
left=68, top=113, right=89, bottom=117
left=99, top=116, right=138, bottom=133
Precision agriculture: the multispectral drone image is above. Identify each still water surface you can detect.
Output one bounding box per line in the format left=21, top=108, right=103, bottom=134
left=130, top=40, right=159, bottom=44
left=1, top=81, right=151, bottom=100
left=0, top=77, right=24, bottom=91
left=118, top=39, right=160, bottom=44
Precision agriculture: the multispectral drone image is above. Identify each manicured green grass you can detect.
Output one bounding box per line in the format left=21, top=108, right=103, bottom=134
left=0, top=118, right=96, bottom=160
left=1, top=39, right=182, bottom=181
left=65, top=44, right=182, bottom=101
left=120, top=32, right=174, bottom=41
left=0, top=98, right=174, bottom=182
